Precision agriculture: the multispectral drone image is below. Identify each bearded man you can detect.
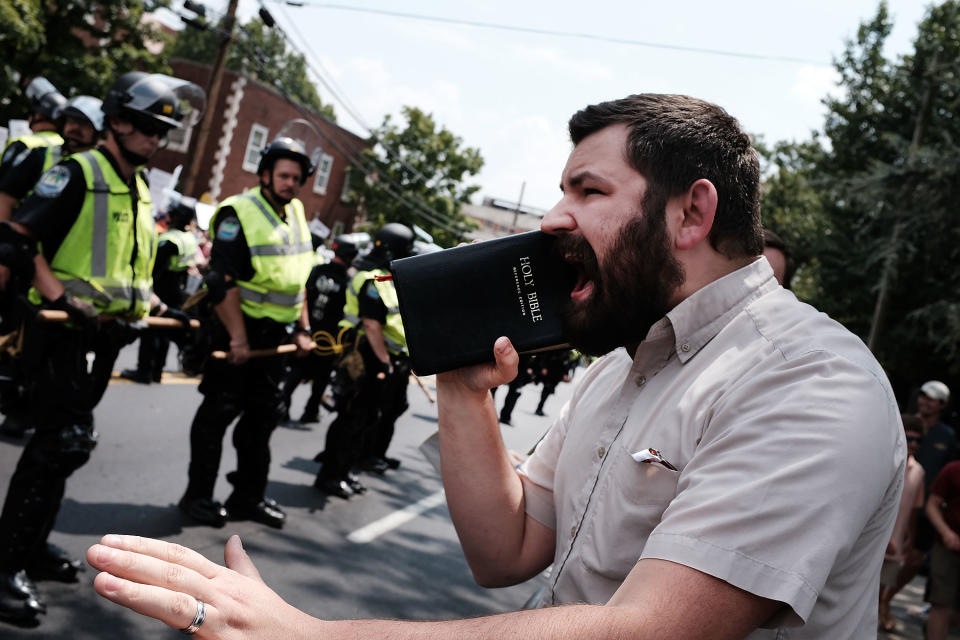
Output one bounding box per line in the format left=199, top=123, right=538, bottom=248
left=88, top=94, right=903, bottom=640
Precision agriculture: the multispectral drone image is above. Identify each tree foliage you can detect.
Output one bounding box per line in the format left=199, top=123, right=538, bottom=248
left=169, top=16, right=334, bottom=121
left=0, top=0, right=172, bottom=123
left=761, top=0, right=960, bottom=387
left=346, top=107, right=483, bottom=248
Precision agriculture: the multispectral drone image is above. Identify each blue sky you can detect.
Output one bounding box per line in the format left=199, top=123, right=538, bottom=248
left=160, top=1, right=930, bottom=211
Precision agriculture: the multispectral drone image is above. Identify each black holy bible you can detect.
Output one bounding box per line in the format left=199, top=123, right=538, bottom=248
left=391, top=230, right=574, bottom=375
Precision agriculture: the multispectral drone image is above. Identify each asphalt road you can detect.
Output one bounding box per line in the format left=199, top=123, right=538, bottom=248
left=0, top=343, right=574, bottom=638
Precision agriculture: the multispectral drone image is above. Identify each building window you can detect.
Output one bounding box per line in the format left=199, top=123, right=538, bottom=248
left=312, top=153, right=334, bottom=195
left=165, top=121, right=194, bottom=153
left=242, top=123, right=269, bottom=173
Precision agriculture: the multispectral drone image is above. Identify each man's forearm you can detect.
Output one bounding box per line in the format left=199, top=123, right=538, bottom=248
left=437, top=377, right=549, bottom=587
left=215, top=286, right=247, bottom=345
left=361, top=318, right=390, bottom=364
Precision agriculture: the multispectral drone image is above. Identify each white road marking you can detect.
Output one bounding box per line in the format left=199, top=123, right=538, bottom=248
left=347, top=490, right=447, bottom=544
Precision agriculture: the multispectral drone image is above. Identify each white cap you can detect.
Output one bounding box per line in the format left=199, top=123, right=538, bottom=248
left=921, top=380, right=950, bottom=404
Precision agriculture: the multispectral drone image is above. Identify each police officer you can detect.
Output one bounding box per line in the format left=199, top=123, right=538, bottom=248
left=121, top=193, right=199, bottom=383
left=314, top=223, right=413, bottom=498
left=0, top=95, right=105, bottom=437
left=0, top=94, right=104, bottom=221
left=177, top=122, right=318, bottom=529
left=279, top=234, right=357, bottom=423
left=0, top=77, right=66, bottom=178
left=0, top=72, right=203, bottom=625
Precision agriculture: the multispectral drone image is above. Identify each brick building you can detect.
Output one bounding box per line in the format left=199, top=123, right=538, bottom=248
left=150, top=59, right=369, bottom=234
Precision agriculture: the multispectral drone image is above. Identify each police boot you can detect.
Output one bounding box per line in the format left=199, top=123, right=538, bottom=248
left=0, top=570, right=45, bottom=623
left=224, top=496, right=286, bottom=529
left=178, top=496, right=227, bottom=528
left=0, top=412, right=29, bottom=438
left=26, top=543, right=83, bottom=583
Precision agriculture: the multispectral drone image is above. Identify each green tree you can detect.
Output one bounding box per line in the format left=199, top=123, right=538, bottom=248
left=0, top=0, right=171, bottom=123
left=346, top=107, right=483, bottom=248
left=169, top=16, right=335, bottom=121
left=761, top=1, right=960, bottom=386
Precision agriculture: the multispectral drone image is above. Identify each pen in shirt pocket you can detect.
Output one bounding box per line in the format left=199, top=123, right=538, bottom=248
left=631, top=447, right=678, bottom=471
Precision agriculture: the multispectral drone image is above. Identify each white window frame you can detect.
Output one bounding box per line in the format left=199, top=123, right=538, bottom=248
left=165, top=121, right=194, bottom=153
left=312, top=153, right=334, bottom=195
left=242, top=123, right=270, bottom=173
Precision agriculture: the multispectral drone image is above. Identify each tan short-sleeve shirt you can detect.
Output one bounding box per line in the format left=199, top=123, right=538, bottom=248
left=520, top=258, right=904, bottom=639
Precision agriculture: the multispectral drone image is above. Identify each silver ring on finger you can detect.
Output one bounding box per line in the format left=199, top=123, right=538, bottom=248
left=180, top=598, right=206, bottom=635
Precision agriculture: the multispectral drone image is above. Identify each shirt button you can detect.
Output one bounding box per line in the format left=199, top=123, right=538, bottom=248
left=570, top=526, right=577, bottom=538
left=597, top=446, right=606, bottom=459
left=680, top=343, right=691, bottom=352
left=635, top=375, right=646, bottom=387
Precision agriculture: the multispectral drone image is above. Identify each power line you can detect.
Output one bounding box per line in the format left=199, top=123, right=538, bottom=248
left=269, top=1, right=832, bottom=67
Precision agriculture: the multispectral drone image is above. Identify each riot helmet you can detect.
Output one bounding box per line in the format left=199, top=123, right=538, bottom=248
left=373, top=223, right=415, bottom=261
left=103, top=73, right=205, bottom=134
left=57, top=96, right=105, bottom=132
left=257, top=119, right=323, bottom=185
left=331, top=234, right=359, bottom=261
left=25, top=77, right=67, bottom=120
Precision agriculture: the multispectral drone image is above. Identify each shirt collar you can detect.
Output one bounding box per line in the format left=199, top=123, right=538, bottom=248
left=659, top=257, right=779, bottom=364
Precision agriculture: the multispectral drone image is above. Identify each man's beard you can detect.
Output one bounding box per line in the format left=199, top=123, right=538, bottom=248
left=556, top=192, right=684, bottom=357
left=62, top=135, right=93, bottom=155
left=263, top=177, right=293, bottom=207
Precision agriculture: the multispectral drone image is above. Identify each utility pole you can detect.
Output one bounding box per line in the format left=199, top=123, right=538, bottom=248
left=511, top=181, right=526, bottom=232
left=181, top=0, right=239, bottom=198
left=866, top=50, right=939, bottom=352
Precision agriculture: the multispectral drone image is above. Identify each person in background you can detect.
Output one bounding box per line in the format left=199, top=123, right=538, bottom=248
left=278, top=234, right=357, bottom=424
left=878, top=414, right=925, bottom=632
left=177, top=130, right=316, bottom=530
left=313, top=224, right=413, bottom=498
left=0, top=71, right=202, bottom=626
left=0, top=94, right=104, bottom=438
left=886, top=380, right=955, bottom=608
left=0, top=77, right=66, bottom=178
left=761, top=228, right=794, bottom=289
left=121, top=194, right=199, bottom=383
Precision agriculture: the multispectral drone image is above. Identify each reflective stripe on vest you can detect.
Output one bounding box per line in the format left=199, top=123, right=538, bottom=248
left=212, top=187, right=313, bottom=323
left=43, top=150, right=156, bottom=317
left=339, top=268, right=407, bottom=355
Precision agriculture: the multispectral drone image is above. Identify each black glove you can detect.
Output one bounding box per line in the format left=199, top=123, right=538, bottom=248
left=0, top=223, right=37, bottom=294
left=46, top=293, right=98, bottom=339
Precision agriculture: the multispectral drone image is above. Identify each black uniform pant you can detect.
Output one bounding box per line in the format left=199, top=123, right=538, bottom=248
left=0, top=320, right=132, bottom=572
left=183, top=317, right=288, bottom=504
left=280, top=353, right=336, bottom=419
left=537, top=381, right=560, bottom=413
left=133, top=331, right=172, bottom=380
left=317, top=341, right=409, bottom=482
left=499, top=367, right=536, bottom=423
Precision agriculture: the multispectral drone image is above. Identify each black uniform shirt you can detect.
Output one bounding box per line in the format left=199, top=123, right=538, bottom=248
left=208, top=205, right=255, bottom=282
left=356, top=278, right=388, bottom=326
left=305, top=260, right=349, bottom=334
left=13, top=145, right=140, bottom=264
left=0, top=145, right=48, bottom=200
left=0, top=141, right=30, bottom=182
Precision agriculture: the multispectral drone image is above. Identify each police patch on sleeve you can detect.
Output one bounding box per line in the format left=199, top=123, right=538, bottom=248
left=216, top=219, right=240, bottom=242
left=1, top=145, right=18, bottom=165
left=34, top=165, right=71, bottom=198
left=11, top=149, right=30, bottom=167
left=365, top=284, right=381, bottom=301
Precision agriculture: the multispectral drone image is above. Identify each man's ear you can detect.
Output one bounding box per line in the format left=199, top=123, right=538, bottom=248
left=674, top=178, right=717, bottom=251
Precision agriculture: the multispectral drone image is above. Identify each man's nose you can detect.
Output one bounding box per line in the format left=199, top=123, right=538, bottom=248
left=540, top=196, right=576, bottom=236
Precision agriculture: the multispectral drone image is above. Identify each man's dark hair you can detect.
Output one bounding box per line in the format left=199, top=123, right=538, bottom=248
left=762, top=228, right=796, bottom=288
left=568, top=94, right=763, bottom=259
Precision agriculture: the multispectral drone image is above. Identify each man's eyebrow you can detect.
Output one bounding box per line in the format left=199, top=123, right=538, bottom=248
left=561, top=170, right=605, bottom=192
